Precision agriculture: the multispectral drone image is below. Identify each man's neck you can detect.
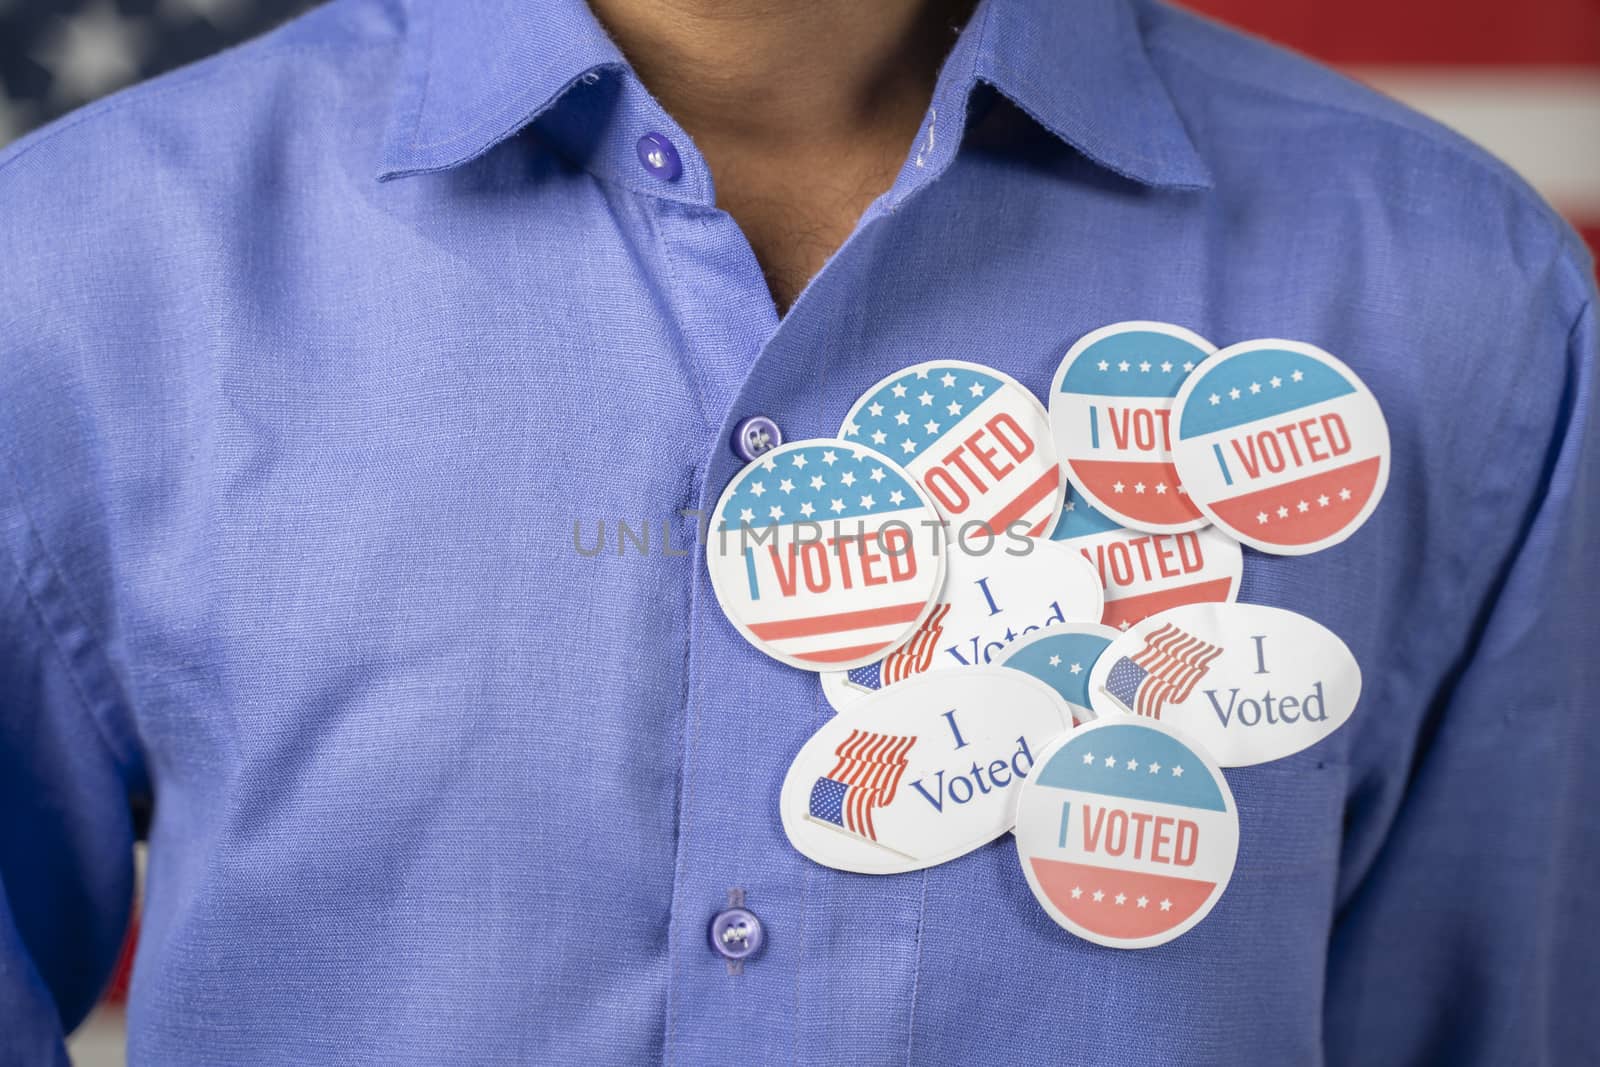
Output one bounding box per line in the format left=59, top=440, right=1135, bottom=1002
left=590, top=0, right=977, bottom=311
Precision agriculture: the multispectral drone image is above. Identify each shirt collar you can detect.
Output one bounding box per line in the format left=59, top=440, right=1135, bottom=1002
left=377, top=0, right=1211, bottom=191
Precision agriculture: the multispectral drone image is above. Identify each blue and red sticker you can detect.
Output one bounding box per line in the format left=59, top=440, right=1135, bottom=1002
left=999, top=623, right=1122, bottom=722
left=706, top=439, right=947, bottom=671
left=1014, top=718, right=1238, bottom=948
left=1050, top=322, right=1217, bottom=534
left=1170, top=340, right=1390, bottom=555
left=842, top=361, right=1065, bottom=540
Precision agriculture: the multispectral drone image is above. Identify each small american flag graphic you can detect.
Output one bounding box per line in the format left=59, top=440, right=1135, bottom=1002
left=806, top=728, right=916, bottom=842
left=1103, top=621, right=1223, bottom=719
left=844, top=602, right=951, bottom=692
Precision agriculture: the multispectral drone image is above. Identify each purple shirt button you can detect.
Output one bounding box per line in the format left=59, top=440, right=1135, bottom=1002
left=636, top=132, right=682, bottom=181
left=709, top=906, right=764, bottom=964
left=731, top=415, right=782, bottom=462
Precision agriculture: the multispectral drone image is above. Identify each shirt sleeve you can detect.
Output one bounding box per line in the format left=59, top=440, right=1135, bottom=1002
left=1324, top=278, right=1599, bottom=1063
left=0, top=475, right=139, bottom=1062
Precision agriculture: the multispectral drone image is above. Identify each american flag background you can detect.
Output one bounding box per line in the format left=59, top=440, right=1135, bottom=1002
left=2, top=1, right=1595, bottom=261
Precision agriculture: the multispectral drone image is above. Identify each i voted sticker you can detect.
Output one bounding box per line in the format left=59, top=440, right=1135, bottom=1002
left=781, top=668, right=1073, bottom=874
left=819, top=539, right=1105, bottom=710
left=1015, top=718, right=1238, bottom=949
left=1086, top=603, right=1360, bottom=767
left=707, top=439, right=946, bottom=671
left=1052, top=494, right=1241, bottom=632
left=1169, top=340, right=1390, bottom=555
left=1049, top=322, right=1216, bottom=533
left=998, top=624, right=1122, bottom=723
left=841, top=361, right=1064, bottom=539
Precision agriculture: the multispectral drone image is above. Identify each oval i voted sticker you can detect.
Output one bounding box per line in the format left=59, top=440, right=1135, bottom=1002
left=781, top=668, right=1073, bottom=875
left=1051, top=493, right=1241, bottom=632
left=707, top=439, right=946, bottom=671
left=1015, top=718, right=1238, bottom=948
left=1085, top=603, right=1361, bottom=767
left=1169, top=339, right=1390, bottom=555
left=1049, top=322, right=1216, bottom=534
left=998, top=623, right=1123, bottom=723
left=820, top=538, right=1104, bottom=710
left=841, top=361, right=1064, bottom=539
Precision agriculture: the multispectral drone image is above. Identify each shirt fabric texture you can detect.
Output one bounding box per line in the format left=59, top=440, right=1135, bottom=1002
left=0, top=0, right=1596, bottom=1063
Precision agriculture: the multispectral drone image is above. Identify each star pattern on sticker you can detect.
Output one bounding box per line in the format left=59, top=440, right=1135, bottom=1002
left=837, top=365, right=1011, bottom=473
left=1069, top=887, right=1171, bottom=913
left=1252, top=487, right=1356, bottom=524
left=720, top=445, right=922, bottom=527
left=1088, top=752, right=1186, bottom=777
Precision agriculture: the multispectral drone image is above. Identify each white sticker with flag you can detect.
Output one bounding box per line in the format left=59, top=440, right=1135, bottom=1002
left=841, top=361, right=1065, bottom=540
left=781, top=668, right=1074, bottom=874
left=1086, top=603, right=1361, bottom=767
left=706, top=439, right=947, bottom=671
left=818, top=539, right=1104, bottom=710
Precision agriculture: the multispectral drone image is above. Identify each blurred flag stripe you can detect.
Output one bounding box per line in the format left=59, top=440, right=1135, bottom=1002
left=1183, top=0, right=1600, bottom=66
left=1352, top=68, right=1600, bottom=219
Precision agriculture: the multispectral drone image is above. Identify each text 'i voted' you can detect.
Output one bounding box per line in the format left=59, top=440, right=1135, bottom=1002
left=706, top=438, right=946, bottom=671
left=1015, top=718, right=1239, bottom=948
left=1086, top=602, right=1361, bottom=766
left=1050, top=321, right=1217, bottom=534
left=821, top=538, right=1103, bottom=710
left=782, top=669, right=1073, bottom=874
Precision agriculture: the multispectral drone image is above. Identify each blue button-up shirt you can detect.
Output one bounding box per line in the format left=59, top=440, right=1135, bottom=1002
left=2, top=0, right=1596, bottom=1063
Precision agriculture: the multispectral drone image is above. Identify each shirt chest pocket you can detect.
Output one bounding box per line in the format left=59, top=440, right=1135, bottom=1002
left=900, top=757, right=1349, bottom=1062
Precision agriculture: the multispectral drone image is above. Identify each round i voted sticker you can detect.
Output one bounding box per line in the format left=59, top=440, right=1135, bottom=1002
left=1169, top=339, right=1390, bottom=555
left=781, top=668, right=1073, bottom=875
left=706, top=439, right=946, bottom=671
left=1086, top=603, right=1360, bottom=767
left=819, top=539, right=1104, bottom=710
left=1051, top=493, right=1241, bottom=632
left=841, top=361, right=1065, bottom=539
left=1049, top=322, right=1217, bottom=534
left=998, top=623, right=1122, bottom=723
left=1015, top=718, right=1238, bottom=949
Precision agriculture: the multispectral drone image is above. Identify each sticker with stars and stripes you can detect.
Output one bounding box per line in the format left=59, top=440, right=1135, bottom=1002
left=1015, top=718, right=1238, bottom=948
left=818, top=538, right=1105, bottom=711
left=1169, top=339, right=1390, bottom=555
left=841, top=361, right=1064, bottom=540
left=1049, top=321, right=1218, bottom=534
left=1051, top=491, right=1241, bottom=632
left=781, top=668, right=1073, bottom=874
left=706, top=439, right=946, bottom=671
left=1085, top=602, right=1361, bottom=767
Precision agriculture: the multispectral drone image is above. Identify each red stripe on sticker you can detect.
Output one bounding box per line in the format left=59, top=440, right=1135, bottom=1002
left=978, top=466, right=1061, bottom=537
left=1031, top=858, right=1217, bottom=940
left=1068, top=459, right=1204, bottom=525
left=1102, top=577, right=1238, bottom=631
left=747, top=601, right=927, bottom=641
left=794, top=640, right=904, bottom=665
left=1209, top=456, right=1383, bottom=546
